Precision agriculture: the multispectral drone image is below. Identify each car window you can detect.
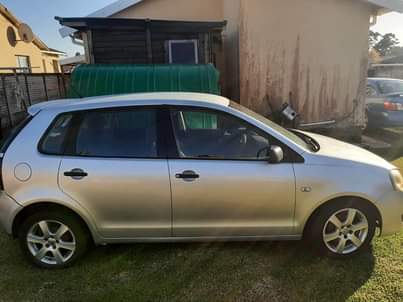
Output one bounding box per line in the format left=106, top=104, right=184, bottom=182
left=170, top=108, right=270, bottom=160
left=377, top=80, right=403, bottom=94
left=229, top=101, right=310, bottom=150
left=40, top=114, right=73, bottom=155
left=74, top=109, right=158, bottom=158
left=183, top=111, right=218, bottom=129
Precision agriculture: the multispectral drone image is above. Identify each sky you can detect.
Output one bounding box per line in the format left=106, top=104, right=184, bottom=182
left=372, top=12, right=403, bottom=43
left=2, top=1, right=403, bottom=57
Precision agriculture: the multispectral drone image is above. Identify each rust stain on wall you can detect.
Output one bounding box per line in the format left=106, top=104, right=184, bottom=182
left=290, top=35, right=300, bottom=111
left=238, top=0, right=371, bottom=127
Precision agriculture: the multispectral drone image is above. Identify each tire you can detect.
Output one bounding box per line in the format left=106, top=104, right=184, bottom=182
left=18, top=209, right=91, bottom=269
left=306, top=199, right=377, bottom=258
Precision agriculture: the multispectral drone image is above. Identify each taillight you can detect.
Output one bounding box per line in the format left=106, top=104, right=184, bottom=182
left=384, top=101, right=403, bottom=111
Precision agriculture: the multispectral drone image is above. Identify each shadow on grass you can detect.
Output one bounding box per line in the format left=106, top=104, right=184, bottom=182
left=0, top=232, right=375, bottom=302
left=78, top=240, right=375, bottom=302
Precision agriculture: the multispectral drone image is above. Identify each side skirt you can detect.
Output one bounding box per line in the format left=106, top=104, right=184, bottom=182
left=95, top=235, right=302, bottom=245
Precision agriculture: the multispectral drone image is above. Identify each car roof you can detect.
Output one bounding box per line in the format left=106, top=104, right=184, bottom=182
left=28, top=92, right=231, bottom=115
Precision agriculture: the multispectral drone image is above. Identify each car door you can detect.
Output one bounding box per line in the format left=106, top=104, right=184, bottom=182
left=167, top=106, right=296, bottom=237
left=57, top=107, right=172, bottom=238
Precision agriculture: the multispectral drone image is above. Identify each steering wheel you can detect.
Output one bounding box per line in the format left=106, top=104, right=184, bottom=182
left=256, top=146, right=270, bottom=159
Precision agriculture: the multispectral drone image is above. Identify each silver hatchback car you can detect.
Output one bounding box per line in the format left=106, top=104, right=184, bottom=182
left=0, top=93, right=402, bottom=268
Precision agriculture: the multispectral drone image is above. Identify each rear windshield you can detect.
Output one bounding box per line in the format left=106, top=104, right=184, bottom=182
left=377, top=80, right=403, bottom=95
left=0, top=115, right=33, bottom=154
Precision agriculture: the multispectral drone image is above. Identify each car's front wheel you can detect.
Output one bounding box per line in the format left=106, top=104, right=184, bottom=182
left=18, top=210, right=91, bottom=268
left=306, top=199, right=377, bottom=257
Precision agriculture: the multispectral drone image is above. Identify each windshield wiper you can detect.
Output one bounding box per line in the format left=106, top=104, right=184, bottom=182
left=306, top=136, right=320, bottom=152
left=290, top=130, right=320, bottom=152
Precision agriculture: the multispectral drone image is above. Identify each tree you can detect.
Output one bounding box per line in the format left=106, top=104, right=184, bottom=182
left=369, top=30, right=400, bottom=56
left=369, top=30, right=381, bottom=49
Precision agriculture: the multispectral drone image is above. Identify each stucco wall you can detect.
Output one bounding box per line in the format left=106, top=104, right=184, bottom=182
left=0, top=13, right=60, bottom=73
left=112, top=0, right=223, bottom=21
left=239, top=0, right=372, bottom=126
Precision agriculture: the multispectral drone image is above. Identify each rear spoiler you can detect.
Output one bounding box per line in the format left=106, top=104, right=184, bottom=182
left=27, top=106, right=41, bottom=116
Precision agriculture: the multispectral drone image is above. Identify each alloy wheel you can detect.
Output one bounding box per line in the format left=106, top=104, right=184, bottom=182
left=26, top=220, right=76, bottom=265
left=322, top=208, right=369, bottom=255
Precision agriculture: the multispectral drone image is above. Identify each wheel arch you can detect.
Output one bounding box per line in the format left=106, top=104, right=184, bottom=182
left=302, top=196, right=383, bottom=239
left=12, top=202, right=98, bottom=243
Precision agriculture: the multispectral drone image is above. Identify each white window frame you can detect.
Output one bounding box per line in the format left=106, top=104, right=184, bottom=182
left=15, top=55, right=31, bottom=73
left=168, top=39, right=199, bottom=64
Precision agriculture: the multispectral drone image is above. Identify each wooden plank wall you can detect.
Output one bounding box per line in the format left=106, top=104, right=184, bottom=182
left=0, top=73, right=69, bottom=131
left=91, top=29, right=209, bottom=65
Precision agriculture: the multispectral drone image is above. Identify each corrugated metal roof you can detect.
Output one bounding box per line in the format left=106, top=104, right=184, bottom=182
left=365, top=0, right=403, bottom=13
left=59, top=54, right=86, bottom=66
left=56, top=17, right=226, bottom=33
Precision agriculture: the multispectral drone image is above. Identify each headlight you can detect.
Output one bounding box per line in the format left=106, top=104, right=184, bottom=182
left=390, top=170, right=403, bottom=192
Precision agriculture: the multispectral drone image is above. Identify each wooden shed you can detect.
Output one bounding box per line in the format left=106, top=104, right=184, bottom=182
left=56, top=17, right=226, bottom=66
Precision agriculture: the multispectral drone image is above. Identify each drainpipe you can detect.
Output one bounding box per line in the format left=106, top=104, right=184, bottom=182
left=370, top=14, right=378, bottom=26
left=69, top=35, right=89, bottom=64
left=69, top=35, right=84, bottom=46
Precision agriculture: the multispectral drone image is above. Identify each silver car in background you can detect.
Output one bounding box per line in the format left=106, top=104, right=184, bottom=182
left=0, top=93, right=402, bottom=268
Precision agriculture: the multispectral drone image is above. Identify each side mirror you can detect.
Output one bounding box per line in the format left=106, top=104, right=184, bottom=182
left=268, top=145, right=284, bottom=164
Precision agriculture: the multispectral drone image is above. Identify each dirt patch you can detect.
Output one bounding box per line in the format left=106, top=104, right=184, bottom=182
left=236, top=276, right=288, bottom=302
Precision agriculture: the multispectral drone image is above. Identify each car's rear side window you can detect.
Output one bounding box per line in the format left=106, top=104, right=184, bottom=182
left=40, top=114, right=73, bottom=155
left=73, top=109, right=158, bottom=158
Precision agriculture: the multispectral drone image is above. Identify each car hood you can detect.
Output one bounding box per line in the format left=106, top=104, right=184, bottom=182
left=300, top=132, right=395, bottom=170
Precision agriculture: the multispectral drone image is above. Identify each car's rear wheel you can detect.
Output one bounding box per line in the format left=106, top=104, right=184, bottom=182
left=18, top=210, right=90, bottom=268
left=306, top=199, right=377, bottom=257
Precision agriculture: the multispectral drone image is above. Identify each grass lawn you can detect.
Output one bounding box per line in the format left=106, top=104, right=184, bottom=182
left=0, top=162, right=401, bottom=301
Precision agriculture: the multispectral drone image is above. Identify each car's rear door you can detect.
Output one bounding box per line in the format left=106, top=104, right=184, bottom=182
left=167, top=106, right=296, bottom=237
left=56, top=106, right=172, bottom=238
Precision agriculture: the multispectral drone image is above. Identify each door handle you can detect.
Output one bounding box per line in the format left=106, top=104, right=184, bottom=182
left=64, top=169, right=88, bottom=179
left=175, top=170, right=200, bottom=180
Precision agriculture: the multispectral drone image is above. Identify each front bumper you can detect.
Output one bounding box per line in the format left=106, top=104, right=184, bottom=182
left=0, top=191, right=22, bottom=235
left=377, top=191, right=403, bottom=236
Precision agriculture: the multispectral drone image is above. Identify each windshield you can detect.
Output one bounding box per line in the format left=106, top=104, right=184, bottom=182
left=377, top=79, right=403, bottom=95
left=229, top=101, right=312, bottom=150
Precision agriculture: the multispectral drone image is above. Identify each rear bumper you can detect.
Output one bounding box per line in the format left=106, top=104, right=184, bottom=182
left=376, top=191, right=403, bottom=236
left=0, top=191, right=22, bottom=235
